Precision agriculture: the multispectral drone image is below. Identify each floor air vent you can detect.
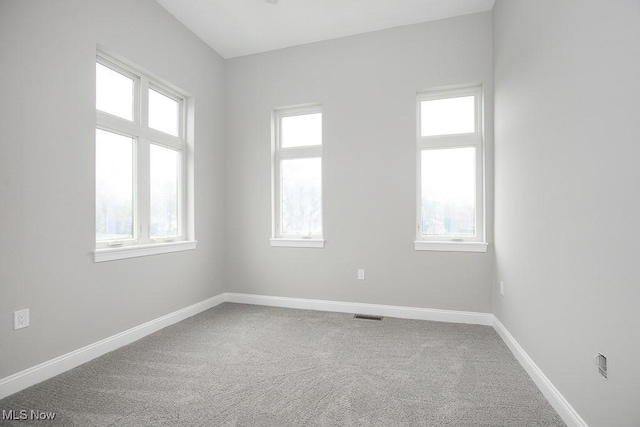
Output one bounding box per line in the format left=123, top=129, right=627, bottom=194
left=353, top=314, right=383, bottom=321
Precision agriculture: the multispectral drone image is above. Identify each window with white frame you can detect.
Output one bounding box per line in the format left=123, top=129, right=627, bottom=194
left=415, top=86, right=487, bottom=252
left=94, top=51, right=195, bottom=262
left=270, top=105, right=324, bottom=248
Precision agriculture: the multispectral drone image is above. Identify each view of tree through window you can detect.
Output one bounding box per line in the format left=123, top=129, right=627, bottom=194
left=421, top=148, right=476, bottom=236
left=281, top=158, right=322, bottom=235
left=150, top=144, right=179, bottom=237
left=95, top=129, right=133, bottom=240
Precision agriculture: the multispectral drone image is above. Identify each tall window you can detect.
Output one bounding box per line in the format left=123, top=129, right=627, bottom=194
left=271, top=105, right=324, bottom=248
left=415, top=86, right=486, bottom=252
left=95, top=51, right=195, bottom=262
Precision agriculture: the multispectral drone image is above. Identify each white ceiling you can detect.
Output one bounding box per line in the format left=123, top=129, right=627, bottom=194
left=155, top=0, right=495, bottom=59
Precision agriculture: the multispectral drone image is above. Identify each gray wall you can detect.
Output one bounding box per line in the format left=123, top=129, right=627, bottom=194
left=0, top=0, right=226, bottom=378
left=225, top=13, right=494, bottom=312
left=3, top=2, right=633, bottom=423
left=493, top=1, right=640, bottom=425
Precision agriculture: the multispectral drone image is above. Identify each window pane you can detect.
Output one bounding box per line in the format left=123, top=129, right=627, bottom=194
left=149, top=89, right=179, bottom=136
left=281, top=113, right=322, bottom=148
left=420, top=96, right=475, bottom=136
left=421, top=148, right=476, bottom=236
left=150, top=145, right=179, bottom=238
left=281, top=158, right=322, bottom=235
left=96, top=63, right=133, bottom=121
left=96, top=129, right=134, bottom=240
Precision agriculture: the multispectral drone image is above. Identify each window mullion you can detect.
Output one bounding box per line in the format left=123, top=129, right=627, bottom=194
left=277, top=146, right=322, bottom=160
left=276, top=158, right=283, bottom=237
left=96, top=114, right=141, bottom=137
left=476, top=145, right=485, bottom=242
left=137, top=138, right=151, bottom=243
left=138, top=129, right=183, bottom=150
left=178, top=148, right=186, bottom=239
left=137, top=78, right=150, bottom=243
left=418, top=135, right=481, bottom=150
left=140, top=77, right=149, bottom=128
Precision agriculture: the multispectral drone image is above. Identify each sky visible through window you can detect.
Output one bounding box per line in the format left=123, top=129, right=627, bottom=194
left=149, top=89, right=179, bottom=136
left=96, top=63, right=133, bottom=121
left=281, top=113, right=322, bottom=148
left=421, top=96, right=475, bottom=137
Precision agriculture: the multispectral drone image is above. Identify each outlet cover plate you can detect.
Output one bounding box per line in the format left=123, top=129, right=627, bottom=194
left=357, top=269, right=365, bottom=280
left=14, top=309, right=30, bottom=330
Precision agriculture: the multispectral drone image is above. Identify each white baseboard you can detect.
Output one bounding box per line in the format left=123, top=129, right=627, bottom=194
left=224, top=292, right=494, bottom=326
left=0, top=293, right=226, bottom=400
left=492, top=317, right=588, bottom=427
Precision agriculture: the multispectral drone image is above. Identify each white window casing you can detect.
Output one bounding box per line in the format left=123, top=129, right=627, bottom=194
left=94, top=49, right=196, bottom=262
left=271, top=104, right=324, bottom=248
left=415, top=86, right=487, bottom=253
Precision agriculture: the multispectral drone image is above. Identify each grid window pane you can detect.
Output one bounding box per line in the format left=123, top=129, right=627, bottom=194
left=150, top=145, right=179, bottom=238
left=96, top=63, right=133, bottom=121
left=281, top=113, right=322, bottom=148
left=96, top=129, right=134, bottom=240
left=281, top=157, right=322, bottom=235
left=421, top=147, right=476, bottom=236
left=420, top=96, right=475, bottom=137
left=149, top=89, right=179, bottom=136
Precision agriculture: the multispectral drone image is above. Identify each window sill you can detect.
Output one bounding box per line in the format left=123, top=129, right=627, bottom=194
left=414, top=241, right=488, bottom=253
left=94, top=240, right=197, bottom=262
left=270, top=238, right=325, bottom=248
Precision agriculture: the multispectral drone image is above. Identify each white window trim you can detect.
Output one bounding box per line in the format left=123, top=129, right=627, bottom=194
left=414, top=241, right=488, bottom=253
left=271, top=104, right=325, bottom=248
left=269, top=238, right=325, bottom=248
left=415, top=85, right=487, bottom=253
left=94, top=49, right=196, bottom=262
left=95, top=240, right=197, bottom=262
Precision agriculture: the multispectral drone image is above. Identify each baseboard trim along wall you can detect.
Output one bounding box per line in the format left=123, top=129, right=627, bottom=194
left=224, top=292, right=494, bottom=325
left=226, top=293, right=585, bottom=427
left=492, top=317, right=588, bottom=427
left=0, top=292, right=586, bottom=427
left=0, top=294, right=226, bottom=400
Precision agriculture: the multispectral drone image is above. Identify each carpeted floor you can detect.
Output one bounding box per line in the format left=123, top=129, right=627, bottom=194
left=0, top=303, right=565, bottom=426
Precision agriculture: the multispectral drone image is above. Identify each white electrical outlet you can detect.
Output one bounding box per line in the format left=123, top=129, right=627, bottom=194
left=357, top=269, right=365, bottom=280
left=499, top=281, right=505, bottom=297
left=595, top=353, right=607, bottom=380
left=14, top=309, right=30, bottom=330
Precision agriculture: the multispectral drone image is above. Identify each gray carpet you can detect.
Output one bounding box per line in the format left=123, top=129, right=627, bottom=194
left=0, top=303, right=565, bottom=426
